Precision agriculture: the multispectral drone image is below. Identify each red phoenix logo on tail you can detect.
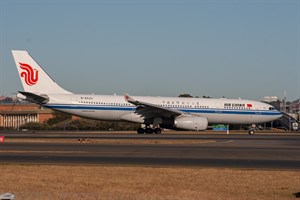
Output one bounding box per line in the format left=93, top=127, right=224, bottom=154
left=19, top=62, right=39, bottom=86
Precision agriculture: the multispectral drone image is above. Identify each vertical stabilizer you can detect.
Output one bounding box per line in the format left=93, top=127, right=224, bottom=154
left=12, top=50, right=72, bottom=94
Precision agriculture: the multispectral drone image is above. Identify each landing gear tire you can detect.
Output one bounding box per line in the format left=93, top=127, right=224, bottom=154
left=248, top=129, right=255, bottom=135
left=137, top=126, right=161, bottom=134
left=145, top=128, right=154, bottom=134
left=137, top=128, right=145, bottom=134
left=154, top=128, right=162, bottom=134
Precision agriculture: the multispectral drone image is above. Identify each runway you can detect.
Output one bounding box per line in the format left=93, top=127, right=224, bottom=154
left=0, top=132, right=300, bottom=169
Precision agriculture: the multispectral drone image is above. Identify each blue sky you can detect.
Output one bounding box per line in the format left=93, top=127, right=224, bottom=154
left=0, top=0, right=299, bottom=101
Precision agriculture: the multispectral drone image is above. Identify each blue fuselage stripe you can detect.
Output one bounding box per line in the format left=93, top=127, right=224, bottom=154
left=46, top=104, right=282, bottom=116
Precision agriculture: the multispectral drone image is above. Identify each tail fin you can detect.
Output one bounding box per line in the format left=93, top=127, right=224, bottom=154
left=12, top=50, right=72, bottom=94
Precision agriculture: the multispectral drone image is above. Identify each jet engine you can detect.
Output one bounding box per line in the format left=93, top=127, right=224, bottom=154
left=174, top=116, right=208, bottom=131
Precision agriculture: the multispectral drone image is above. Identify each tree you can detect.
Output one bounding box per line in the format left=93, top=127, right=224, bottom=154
left=20, top=122, right=49, bottom=130
left=46, top=111, right=72, bottom=126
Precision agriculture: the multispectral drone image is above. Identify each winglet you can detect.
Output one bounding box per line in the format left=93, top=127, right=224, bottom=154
left=124, top=93, right=135, bottom=102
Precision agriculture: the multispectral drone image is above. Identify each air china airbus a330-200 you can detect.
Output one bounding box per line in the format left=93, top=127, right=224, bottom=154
left=12, top=50, right=282, bottom=134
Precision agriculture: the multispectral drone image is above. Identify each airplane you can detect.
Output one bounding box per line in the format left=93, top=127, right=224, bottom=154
left=11, top=50, right=282, bottom=134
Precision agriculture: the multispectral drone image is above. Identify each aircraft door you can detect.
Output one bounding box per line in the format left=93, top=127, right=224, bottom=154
left=71, top=97, right=77, bottom=104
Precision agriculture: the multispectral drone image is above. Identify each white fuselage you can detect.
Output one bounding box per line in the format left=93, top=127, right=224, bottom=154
left=44, top=94, right=282, bottom=125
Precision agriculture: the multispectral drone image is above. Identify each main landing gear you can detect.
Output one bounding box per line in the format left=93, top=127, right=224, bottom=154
left=248, top=124, right=262, bottom=135
left=137, top=126, right=162, bottom=134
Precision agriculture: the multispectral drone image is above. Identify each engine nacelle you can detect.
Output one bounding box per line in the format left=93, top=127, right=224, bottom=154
left=174, top=116, right=208, bottom=131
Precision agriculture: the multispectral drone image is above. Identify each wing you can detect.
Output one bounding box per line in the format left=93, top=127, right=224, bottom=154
left=124, top=93, right=185, bottom=118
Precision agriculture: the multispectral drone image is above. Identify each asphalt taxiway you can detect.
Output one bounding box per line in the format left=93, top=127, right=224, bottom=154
left=0, top=132, right=299, bottom=169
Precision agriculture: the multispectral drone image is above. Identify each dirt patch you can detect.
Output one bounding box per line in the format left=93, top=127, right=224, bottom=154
left=0, top=164, right=299, bottom=200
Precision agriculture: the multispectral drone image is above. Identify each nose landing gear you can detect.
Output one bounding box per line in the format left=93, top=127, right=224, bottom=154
left=248, top=129, right=255, bottom=135
left=248, top=124, right=262, bottom=135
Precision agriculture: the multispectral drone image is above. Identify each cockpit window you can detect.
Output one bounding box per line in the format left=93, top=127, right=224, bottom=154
left=269, top=107, right=275, bottom=110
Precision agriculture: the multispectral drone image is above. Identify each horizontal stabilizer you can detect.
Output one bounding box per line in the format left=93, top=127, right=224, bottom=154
left=18, top=91, right=49, bottom=104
